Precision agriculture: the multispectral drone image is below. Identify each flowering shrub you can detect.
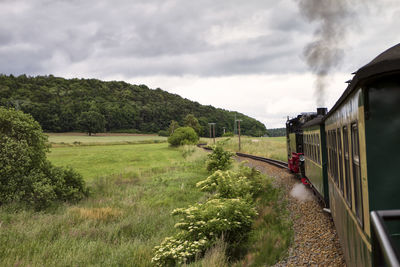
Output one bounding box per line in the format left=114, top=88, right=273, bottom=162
left=173, top=199, right=257, bottom=241
left=152, top=199, right=257, bottom=266
left=152, top=235, right=210, bottom=266
left=196, top=170, right=253, bottom=200
left=236, top=165, right=266, bottom=199
left=197, top=165, right=265, bottom=200
left=206, top=146, right=234, bottom=172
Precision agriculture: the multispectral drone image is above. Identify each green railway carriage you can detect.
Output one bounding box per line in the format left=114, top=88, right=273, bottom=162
left=302, top=114, right=329, bottom=206
left=324, top=44, right=400, bottom=266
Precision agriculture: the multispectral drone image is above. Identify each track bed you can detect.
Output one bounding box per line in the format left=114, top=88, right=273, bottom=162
left=236, top=156, right=346, bottom=266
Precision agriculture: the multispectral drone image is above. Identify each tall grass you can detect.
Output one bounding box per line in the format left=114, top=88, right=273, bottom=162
left=0, top=144, right=208, bottom=266
left=201, top=136, right=287, bottom=162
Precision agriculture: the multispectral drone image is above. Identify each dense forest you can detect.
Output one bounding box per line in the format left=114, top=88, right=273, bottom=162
left=0, top=74, right=266, bottom=137
left=266, top=128, right=285, bottom=137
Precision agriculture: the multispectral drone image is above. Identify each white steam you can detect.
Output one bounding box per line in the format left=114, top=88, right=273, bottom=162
left=290, top=183, right=315, bottom=202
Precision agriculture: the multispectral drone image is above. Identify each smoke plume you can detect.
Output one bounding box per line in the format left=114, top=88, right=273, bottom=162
left=296, top=0, right=354, bottom=106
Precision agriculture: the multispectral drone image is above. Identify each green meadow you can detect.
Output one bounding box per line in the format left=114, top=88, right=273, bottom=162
left=0, top=134, right=291, bottom=266
left=47, top=133, right=167, bottom=147
left=48, top=143, right=179, bottom=181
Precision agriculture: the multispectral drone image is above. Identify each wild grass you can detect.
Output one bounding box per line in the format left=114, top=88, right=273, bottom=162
left=201, top=136, right=287, bottom=162
left=238, top=187, right=292, bottom=266
left=0, top=144, right=209, bottom=266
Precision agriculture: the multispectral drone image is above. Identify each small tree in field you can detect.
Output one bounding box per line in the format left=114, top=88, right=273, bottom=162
left=168, top=120, right=180, bottom=135
left=78, top=111, right=105, bottom=136
left=184, top=114, right=202, bottom=135
left=168, top=127, right=199, bottom=146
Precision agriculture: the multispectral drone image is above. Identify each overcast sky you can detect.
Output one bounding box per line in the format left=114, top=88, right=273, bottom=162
left=1, top=0, right=399, bottom=128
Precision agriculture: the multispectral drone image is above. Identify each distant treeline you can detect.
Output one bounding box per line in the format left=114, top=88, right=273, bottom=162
left=0, top=74, right=267, bottom=137
left=266, top=128, right=285, bottom=137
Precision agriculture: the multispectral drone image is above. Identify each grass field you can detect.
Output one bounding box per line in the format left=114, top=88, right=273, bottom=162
left=201, top=136, right=287, bottom=162
left=48, top=143, right=179, bottom=181
left=47, top=133, right=167, bottom=147
left=0, top=134, right=291, bottom=266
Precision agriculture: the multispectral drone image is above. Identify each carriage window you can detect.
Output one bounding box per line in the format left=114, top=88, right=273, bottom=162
left=352, top=123, right=363, bottom=227
left=317, top=134, right=320, bottom=164
left=310, top=134, right=314, bottom=161
left=310, top=135, right=314, bottom=160
left=328, top=130, right=334, bottom=178
left=326, top=131, right=332, bottom=176
left=304, top=134, right=308, bottom=158
left=305, top=135, right=307, bottom=158
left=337, top=129, right=344, bottom=195
left=332, top=129, right=339, bottom=186
left=343, top=126, right=352, bottom=208
left=314, top=134, right=317, bottom=162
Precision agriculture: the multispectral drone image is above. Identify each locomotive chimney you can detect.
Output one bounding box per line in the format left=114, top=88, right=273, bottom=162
left=317, top=107, right=327, bottom=116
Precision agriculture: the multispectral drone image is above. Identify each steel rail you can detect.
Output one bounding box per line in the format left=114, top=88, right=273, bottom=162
left=197, top=143, right=288, bottom=169
left=235, top=152, right=288, bottom=169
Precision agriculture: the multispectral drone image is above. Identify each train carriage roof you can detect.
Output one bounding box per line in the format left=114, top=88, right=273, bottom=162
left=302, top=116, right=324, bottom=128
left=324, top=43, right=400, bottom=119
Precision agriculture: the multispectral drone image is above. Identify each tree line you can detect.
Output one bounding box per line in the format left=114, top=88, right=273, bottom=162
left=0, top=74, right=267, bottom=136
left=266, top=128, right=285, bottom=137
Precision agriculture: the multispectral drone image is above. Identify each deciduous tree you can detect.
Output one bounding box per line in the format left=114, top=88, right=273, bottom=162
left=78, top=110, right=105, bottom=136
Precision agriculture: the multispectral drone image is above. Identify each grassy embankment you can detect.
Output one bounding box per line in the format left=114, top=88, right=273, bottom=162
left=0, top=134, right=291, bottom=266
left=201, top=136, right=287, bottom=162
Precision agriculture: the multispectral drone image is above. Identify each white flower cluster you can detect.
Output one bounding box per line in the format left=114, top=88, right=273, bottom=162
left=151, top=236, right=209, bottom=266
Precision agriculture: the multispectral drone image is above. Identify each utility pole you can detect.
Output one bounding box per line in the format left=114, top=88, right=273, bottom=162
left=234, top=114, right=237, bottom=134
left=235, top=119, right=242, bottom=151
left=208, top=123, right=216, bottom=144
left=213, top=124, right=216, bottom=144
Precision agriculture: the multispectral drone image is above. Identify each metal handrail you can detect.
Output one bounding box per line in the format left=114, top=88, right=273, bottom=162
left=371, top=210, right=400, bottom=267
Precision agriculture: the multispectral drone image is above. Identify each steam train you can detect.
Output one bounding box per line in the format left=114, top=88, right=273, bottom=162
left=286, top=43, right=400, bottom=266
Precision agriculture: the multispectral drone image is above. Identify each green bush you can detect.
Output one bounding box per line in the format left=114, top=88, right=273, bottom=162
left=197, top=165, right=265, bottom=201
left=158, top=130, right=169, bottom=137
left=0, top=107, right=88, bottom=210
left=196, top=170, right=253, bottom=200
left=168, top=127, right=199, bottom=146
left=206, top=146, right=235, bottom=172
left=222, top=131, right=234, bottom=137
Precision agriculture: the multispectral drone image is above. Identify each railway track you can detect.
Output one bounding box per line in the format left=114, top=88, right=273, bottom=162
left=235, top=152, right=288, bottom=169
left=197, top=144, right=288, bottom=169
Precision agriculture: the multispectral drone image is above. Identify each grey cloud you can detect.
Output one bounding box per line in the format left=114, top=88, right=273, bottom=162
left=0, top=0, right=313, bottom=77
left=1, top=0, right=396, bottom=79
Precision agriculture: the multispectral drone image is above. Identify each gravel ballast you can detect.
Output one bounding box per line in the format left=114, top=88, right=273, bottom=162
left=237, top=157, right=346, bottom=267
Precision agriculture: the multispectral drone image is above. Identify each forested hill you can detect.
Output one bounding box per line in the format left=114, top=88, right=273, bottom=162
left=0, top=74, right=266, bottom=136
